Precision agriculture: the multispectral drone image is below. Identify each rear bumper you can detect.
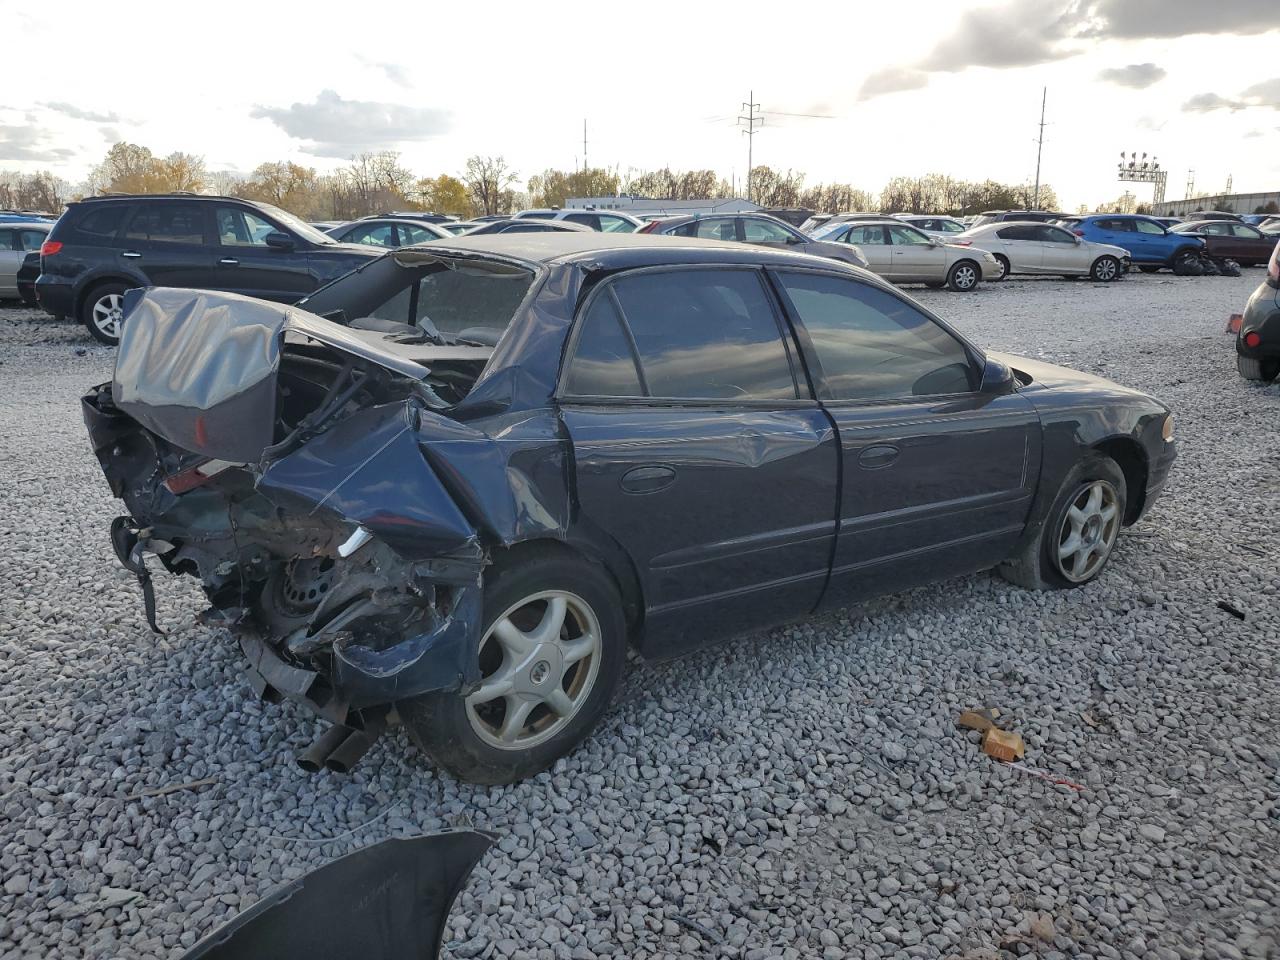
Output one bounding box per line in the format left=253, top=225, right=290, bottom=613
left=34, top=277, right=74, bottom=318
left=1237, top=281, right=1280, bottom=359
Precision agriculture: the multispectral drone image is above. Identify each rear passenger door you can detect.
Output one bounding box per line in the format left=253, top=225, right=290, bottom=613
left=558, top=267, right=839, bottom=657
left=994, top=225, right=1043, bottom=272
left=771, top=270, right=1039, bottom=609
left=119, top=202, right=215, bottom=289
left=842, top=225, right=892, bottom=274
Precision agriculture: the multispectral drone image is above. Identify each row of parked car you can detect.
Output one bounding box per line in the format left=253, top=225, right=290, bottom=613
left=6, top=191, right=1272, bottom=345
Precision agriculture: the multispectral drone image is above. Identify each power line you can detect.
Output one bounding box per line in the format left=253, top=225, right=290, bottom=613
left=738, top=91, right=762, bottom=203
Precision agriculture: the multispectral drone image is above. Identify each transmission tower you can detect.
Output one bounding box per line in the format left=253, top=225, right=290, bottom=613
left=1185, top=170, right=1195, bottom=199
left=738, top=91, right=762, bottom=203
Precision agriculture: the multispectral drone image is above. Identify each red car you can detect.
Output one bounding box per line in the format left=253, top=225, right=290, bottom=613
left=1170, top=220, right=1276, bottom=265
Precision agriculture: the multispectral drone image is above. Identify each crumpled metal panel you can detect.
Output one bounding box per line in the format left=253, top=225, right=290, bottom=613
left=111, top=287, right=428, bottom=464
left=179, top=831, right=494, bottom=960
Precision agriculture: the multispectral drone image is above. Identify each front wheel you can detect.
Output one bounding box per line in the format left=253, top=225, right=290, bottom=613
left=399, top=550, right=626, bottom=784
left=1090, top=256, right=1121, bottom=282
left=998, top=454, right=1127, bottom=590
left=946, top=260, right=979, bottom=292
left=80, top=282, right=129, bottom=345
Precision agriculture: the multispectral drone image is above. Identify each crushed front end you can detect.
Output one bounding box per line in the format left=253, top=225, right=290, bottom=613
left=83, top=287, right=564, bottom=766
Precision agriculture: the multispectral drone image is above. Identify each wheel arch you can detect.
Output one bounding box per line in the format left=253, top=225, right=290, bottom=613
left=1091, top=435, right=1148, bottom=524
left=487, top=530, right=646, bottom=646
left=74, top=274, right=141, bottom=321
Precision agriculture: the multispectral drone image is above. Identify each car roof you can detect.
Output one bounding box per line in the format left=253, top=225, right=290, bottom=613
left=403, top=231, right=865, bottom=270
left=75, top=193, right=242, bottom=203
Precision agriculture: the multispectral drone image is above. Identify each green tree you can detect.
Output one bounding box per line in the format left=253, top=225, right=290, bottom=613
left=416, top=174, right=472, bottom=216
left=527, top=167, right=621, bottom=208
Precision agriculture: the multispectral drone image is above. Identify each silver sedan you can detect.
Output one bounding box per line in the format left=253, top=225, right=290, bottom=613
left=954, top=222, right=1130, bottom=281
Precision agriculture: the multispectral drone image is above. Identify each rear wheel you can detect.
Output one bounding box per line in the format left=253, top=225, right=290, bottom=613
left=998, top=454, right=1127, bottom=590
left=990, top=254, right=1010, bottom=281
left=946, top=260, right=979, bottom=292
left=1090, top=256, right=1121, bottom=282
left=399, top=550, right=626, bottom=784
left=80, top=282, right=129, bottom=345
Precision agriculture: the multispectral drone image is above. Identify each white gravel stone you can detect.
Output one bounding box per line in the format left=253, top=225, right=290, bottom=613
left=1, top=272, right=1278, bottom=959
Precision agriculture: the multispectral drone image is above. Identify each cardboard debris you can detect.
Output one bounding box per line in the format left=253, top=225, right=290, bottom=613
left=957, top=707, right=1000, bottom=733
left=981, top=728, right=1026, bottom=762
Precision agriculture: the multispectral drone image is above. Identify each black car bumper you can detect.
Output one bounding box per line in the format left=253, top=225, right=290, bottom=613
left=1237, top=279, right=1280, bottom=361
left=34, top=278, right=74, bottom=318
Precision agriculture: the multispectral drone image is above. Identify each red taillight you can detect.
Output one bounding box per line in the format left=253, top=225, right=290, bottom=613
left=40, top=240, right=62, bottom=256
left=162, top=458, right=237, bottom=494
left=1244, top=331, right=1262, bottom=349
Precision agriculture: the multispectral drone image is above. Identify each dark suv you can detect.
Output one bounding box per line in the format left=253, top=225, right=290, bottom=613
left=36, top=194, right=381, bottom=344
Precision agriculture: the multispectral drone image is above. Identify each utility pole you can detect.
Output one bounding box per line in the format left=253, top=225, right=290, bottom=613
left=1032, top=87, right=1047, bottom=209
left=583, top=119, right=588, bottom=172
left=1225, top=172, right=1233, bottom=194
left=738, top=91, right=762, bottom=203
left=1185, top=169, right=1195, bottom=199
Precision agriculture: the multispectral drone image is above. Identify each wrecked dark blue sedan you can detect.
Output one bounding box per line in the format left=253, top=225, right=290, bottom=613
left=83, top=233, right=1176, bottom=783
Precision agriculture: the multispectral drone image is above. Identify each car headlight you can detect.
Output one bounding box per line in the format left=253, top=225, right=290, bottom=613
left=1161, top=414, right=1174, bottom=442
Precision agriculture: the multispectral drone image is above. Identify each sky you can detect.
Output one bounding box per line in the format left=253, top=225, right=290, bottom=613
left=3, top=0, right=1277, bottom=211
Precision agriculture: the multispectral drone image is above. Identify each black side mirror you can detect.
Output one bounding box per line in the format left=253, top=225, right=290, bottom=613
left=264, top=231, right=295, bottom=251
left=979, top=357, right=1016, bottom=396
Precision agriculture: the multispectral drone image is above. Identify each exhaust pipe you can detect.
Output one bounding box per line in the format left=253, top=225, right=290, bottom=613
left=297, top=709, right=388, bottom=774
left=296, top=724, right=352, bottom=773
left=325, top=728, right=380, bottom=774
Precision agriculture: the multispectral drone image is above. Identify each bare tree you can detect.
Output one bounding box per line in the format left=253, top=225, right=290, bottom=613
left=463, top=156, right=518, bottom=215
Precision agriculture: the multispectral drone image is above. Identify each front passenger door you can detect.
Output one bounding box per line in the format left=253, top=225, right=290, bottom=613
left=772, top=270, right=1040, bottom=609
left=213, top=206, right=315, bottom=301
left=558, top=267, right=839, bottom=657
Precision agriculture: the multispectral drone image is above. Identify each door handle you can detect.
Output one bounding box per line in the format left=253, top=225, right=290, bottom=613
left=219, top=257, right=239, bottom=265
left=121, top=250, right=142, bottom=259
left=857, top=444, right=900, bottom=469
left=620, top=465, right=676, bottom=494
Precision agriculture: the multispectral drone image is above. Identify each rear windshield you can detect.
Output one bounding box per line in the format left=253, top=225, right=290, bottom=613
left=363, top=258, right=536, bottom=342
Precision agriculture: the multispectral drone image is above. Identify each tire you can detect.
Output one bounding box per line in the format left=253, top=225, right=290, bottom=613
left=79, top=281, right=130, bottom=345
left=946, top=260, right=980, bottom=292
left=990, top=255, right=1010, bottom=281
left=1090, top=256, right=1121, bottom=282
left=1238, top=355, right=1280, bottom=382
left=998, top=454, right=1127, bottom=591
left=1138, top=265, right=1161, bottom=274
left=399, top=550, right=626, bottom=784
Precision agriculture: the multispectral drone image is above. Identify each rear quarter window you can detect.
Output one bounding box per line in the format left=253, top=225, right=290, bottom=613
left=68, top=204, right=132, bottom=241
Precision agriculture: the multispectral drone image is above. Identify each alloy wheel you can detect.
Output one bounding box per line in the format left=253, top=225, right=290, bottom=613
left=953, top=264, right=977, bottom=289
left=91, top=293, right=124, bottom=340
left=1055, top=480, right=1120, bottom=583
left=1093, top=258, right=1118, bottom=281
left=465, top=590, right=602, bottom=750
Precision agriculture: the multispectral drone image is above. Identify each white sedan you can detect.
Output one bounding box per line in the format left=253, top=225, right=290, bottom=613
left=953, top=222, right=1130, bottom=281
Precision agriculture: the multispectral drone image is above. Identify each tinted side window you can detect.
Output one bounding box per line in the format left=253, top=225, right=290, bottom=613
left=18, top=230, right=46, bottom=252
left=1133, top=219, right=1164, bottom=235
left=742, top=218, right=794, bottom=242
left=846, top=225, right=887, bottom=245
left=399, top=224, right=438, bottom=245
left=564, top=294, right=644, bottom=397
left=72, top=204, right=131, bottom=241
left=692, top=218, right=737, bottom=241
left=611, top=269, right=796, bottom=400
left=1037, top=225, right=1075, bottom=243
left=777, top=272, right=974, bottom=401
left=342, top=223, right=397, bottom=247
left=124, top=204, right=205, bottom=244
left=598, top=215, right=634, bottom=233
left=1231, top=224, right=1262, bottom=238
left=996, top=225, right=1038, bottom=241
left=563, top=213, right=600, bottom=230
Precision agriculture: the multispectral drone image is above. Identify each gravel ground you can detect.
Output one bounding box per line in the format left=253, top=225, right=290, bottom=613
left=1, top=272, right=1277, bottom=960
